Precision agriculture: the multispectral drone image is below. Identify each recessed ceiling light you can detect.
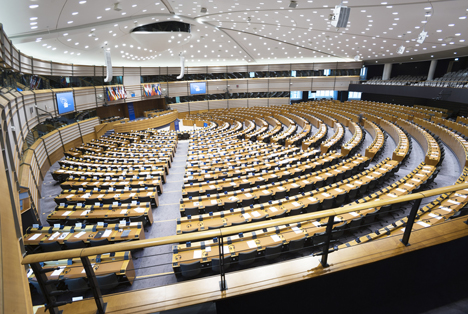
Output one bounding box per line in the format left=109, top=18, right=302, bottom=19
left=79, top=1, right=86, bottom=4
left=72, top=12, right=78, bottom=15
left=67, top=21, right=73, bottom=24
left=29, top=4, right=39, bottom=9
left=97, top=16, right=102, bottom=19
left=30, top=17, right=37, bottom=20
left=132, top=4, right=137, bottom=7
left=30, top=22, right=37, bottom=25
left=105, top=7, right=111, bottom=11
left=449, top=23, right=455, bottom=26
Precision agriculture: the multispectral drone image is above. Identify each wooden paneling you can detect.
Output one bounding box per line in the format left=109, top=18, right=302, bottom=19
left=113, top=110, right=178, bottom=133
left=0, top=113, right=34, bottom=314
left=133, top=99, right=166, bottom=118
left=96, top=103, right=127, bottom=119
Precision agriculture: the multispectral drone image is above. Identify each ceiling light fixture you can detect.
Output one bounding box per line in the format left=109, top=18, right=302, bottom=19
left=289, top=1, right=297, bottom=8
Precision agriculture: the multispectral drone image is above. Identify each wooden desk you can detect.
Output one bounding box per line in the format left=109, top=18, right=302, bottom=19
left=28, top=251, right=135, bottom=285
left=54, top=189, right=159, bottom=207
left=24, top=222, right=145, bottom=246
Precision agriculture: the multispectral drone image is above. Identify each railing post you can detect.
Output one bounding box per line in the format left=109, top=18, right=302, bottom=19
left=401, top=198, right=422, bottom=246
left=80, top=256, right=107, bottom=314
left=218, top=235, right=227, bottom=291
left=320, top=215, right=335, bottom=267
left=30, top=262, right=63, bottom=314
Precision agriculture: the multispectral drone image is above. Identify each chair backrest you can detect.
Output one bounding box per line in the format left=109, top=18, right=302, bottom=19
left=288, top=236, right=306, bottom=252
left=65, top=240, right=86, bottom=250
left=313, top=231, right=328, bottom=245
left=65, top=278, right=89, bottom=293
left=39, top=241, right=62, bottom=252
left=184, top=207, right=200, bottom=216
left=96, top=273, right=120, bottom=290
left=238, top=249, right=257, bottom=266
left=211, top=256, right=232, bottom=273
left=265, top=243, right=283, bottom=260
left=89, top=238, right=110, bottom=247
left=180, top=261, right=202, bottom=277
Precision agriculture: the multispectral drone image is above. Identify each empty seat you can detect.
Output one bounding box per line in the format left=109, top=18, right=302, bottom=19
left=289, top=207, right=302, bottom=216
left=304, top=199, right=320, bottom=213
left=346, top=187, right=359, bottom=202
left=312, top=231, right=328, bottom=246
left=288, top=236, right=306, bottom=253
left=331, top=222, right=347, bottom=240
left=241, top=198, right=255, bottom=207
left=184, top=207, right=200, bottom=216
left=64, top=278, right=89, bottom=294
left=204, top=203, right=220, bottom=213
left=96, top=273, right=120, bottom=290
left=223, top=200, right=238, bottom=211
left=264, top=243, right=282, bottom=260
left=211, top=256, right=232, bottom=272
left=238, top=249, right=257, bottom=266
left=180, top=261, right=202, bottom=278
left=39, top=242, right=62, bottom=252
left=347, top=217, right=363, bottom=233
left=88, top=239, right=109, bottom=247
left=273, top=189, right=287, bottom=200
left=321, top=197, right=335, bottom=210
left=334, top=193, right=347, bottom=207
left=64, top=241, right=86, bottom=250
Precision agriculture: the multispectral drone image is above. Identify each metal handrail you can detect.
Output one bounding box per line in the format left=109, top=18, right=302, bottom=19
left=22, top=182, right=468, bottom=265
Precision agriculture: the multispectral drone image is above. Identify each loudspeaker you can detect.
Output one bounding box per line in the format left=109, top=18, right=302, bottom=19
left=417, top=31, right=428, bottom=44
left=330, top=5, right=351, bottom=28
left=104, top=50, right=113, bottom=83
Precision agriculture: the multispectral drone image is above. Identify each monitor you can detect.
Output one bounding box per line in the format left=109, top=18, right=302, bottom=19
left=56, top=91, right=75, bottom=115
left=290, top=91, right=303, bottom=100
left=190, top=82, right=206, bottom=95
left=249, top=72, right=255, bottom=78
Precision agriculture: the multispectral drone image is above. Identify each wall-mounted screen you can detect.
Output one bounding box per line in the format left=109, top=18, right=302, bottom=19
left=190, top=82, right=206, bottom=95
left=56, top=91, right=75, bottom=115
left=348, top=91, right=362, bottom=100
left=290, top=91, right=303, bottom=100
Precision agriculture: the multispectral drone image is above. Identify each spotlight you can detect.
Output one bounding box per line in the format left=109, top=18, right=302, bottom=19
left=330, top=5, right=351, bottom=28
left=289, top=1, right=298, bottom=8
left=354, top=54, right=361, bottom=61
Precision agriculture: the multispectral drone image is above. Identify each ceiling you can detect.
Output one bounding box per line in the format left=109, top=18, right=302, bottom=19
left=1, top=0, right=468, bottom=67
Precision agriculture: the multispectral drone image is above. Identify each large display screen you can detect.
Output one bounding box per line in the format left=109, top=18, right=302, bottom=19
left=56, top=91, right=75, bottom=115
left=190, top=82, right=206, bottom=95
left=290, top=91, right=303, bottom=100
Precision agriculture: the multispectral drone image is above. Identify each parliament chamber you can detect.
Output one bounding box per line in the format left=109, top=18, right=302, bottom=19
left=2, top=1, right=468, bottom=314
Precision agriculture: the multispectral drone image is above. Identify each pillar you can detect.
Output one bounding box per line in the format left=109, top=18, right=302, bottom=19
left=382, top=63, right=392, bottom=81
left=427, top=59, right=438, bottom=81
